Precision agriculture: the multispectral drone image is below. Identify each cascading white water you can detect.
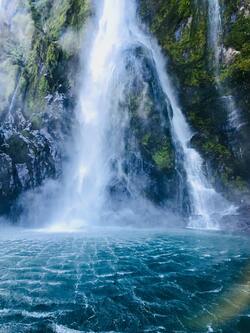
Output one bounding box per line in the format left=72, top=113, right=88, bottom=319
left=45, top=0, right=149, bottom=230
left=208, top=0, right=222, bottom=77
left=208, top=0, right=243, bottom=131
left=143, top=24, right=236, bottom=229
left=41, top=0, right=235, bottom=231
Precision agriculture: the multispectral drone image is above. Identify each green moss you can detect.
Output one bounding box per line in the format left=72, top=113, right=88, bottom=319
left=21, top=0, right=90, bottom=115
left=189, top=111, right=212, bottom=132
left=48, top=3, right=70, bottom=39
left=221, top=169, right=248, bottom=192
left=138, top=0, right=250, bottom=197
left=142, top=133, right=151, bottom=147
left=178, top=0, right=191, bottom=16
left=30, top=114, right=43, bottom=130
left=38, top=76, right=50, bottom=96
left=47, top=0, right=91, bottom=39
left=221, top=12, right=250, bottom=114
left=221, top=167, right=233, bottom=187
left=67, top=0, right=91, bottom=30
left=202, top=141, right=231, bottom=160
left=139, top=0, right=210, bottom=87
left=46, top=44, right=59, bottom=65
left=223, top=0, right=241, bottom=20
left=225, top=16, right=250, bottom=51
left=28, top=0, right=43, bottom=30
left=24, top=37, right=65, bottom=108
left=234, top=176, right=248, bottom=191
left=152, top=140, right=173, bottom=170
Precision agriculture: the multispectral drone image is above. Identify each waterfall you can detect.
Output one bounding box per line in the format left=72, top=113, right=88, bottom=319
left=25, top=0, right=235, bottom=231
left=143, top=22, right=236, bottom=229
left=42, top=0, right=163, bottom=230
left=208, top=0, right=243, bottom=132
left=208, top=0, right=222, bottom=77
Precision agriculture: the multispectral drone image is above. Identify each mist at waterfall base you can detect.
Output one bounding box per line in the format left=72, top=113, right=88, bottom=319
left=15, top=0, right=237, bottom=232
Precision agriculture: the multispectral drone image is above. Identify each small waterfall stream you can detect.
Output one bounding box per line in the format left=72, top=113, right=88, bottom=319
left=148, top=32, right=235, bottom=229
left=46, top=0, right=235, bottom=231
left=208, top=0, right=243, bottom=132
left=208, top=0, right=222, bottom=77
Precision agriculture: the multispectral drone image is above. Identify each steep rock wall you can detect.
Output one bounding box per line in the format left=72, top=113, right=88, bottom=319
left=138, top=0, right=250, bottom=214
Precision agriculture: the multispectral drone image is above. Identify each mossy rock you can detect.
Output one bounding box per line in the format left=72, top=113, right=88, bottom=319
left=139, top=0, right=209, bottom=87
left=5, top=135, right=29, bottom=164
left=21, top=0, right=91, bottom=115
left=152, top=140, right=174, bottom=170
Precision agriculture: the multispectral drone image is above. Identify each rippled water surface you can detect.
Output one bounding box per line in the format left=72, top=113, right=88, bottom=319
left=0, top=228, right=249, bottom=332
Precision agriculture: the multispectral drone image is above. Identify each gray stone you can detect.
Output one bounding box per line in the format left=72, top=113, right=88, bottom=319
left=0, top=153, right=14, bottom=195
left=16, top=163, right=30, bottom=189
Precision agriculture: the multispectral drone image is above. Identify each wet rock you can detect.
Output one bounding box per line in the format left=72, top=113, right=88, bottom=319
left=0, top=108, right=63, bottom=216
left=0, top=153, right=14, bottom=195
left=106, top=45, right=187, bottom=213
left=222, top=47, right=240, bottom=65
left=239, top=5, right=250, bottom=18
left=15, top=163, right=30, bottom=189
left=138, top=0, right=250, bottom=220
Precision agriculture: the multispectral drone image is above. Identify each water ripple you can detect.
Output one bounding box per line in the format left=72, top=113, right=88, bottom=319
left=0, top=229, right=249, bottom=332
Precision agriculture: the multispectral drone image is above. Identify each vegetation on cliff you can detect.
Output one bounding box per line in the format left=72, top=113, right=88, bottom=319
left=139, top=0, right=250, bottom=207
left=25, top=0, right=91, bottom=113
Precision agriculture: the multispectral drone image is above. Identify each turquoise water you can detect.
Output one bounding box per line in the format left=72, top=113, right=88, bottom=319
left=0, top=228, right=249, bottom=332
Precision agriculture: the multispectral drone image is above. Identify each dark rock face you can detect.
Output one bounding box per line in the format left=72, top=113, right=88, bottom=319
left=0, top=105, right=64, bottom=215
left=0, top=153, right=14, bottom=212
left=107, top=46, right=182, bottom=212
